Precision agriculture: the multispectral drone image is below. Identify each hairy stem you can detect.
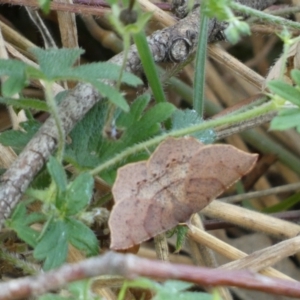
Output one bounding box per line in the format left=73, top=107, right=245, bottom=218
left=90, top=101, right=277, bottom=175
left=231, top=2, right=300, bottom=31
left=44, top=81, right=65, bottom=162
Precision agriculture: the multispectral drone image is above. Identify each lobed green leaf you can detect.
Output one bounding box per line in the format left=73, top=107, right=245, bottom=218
left=0, top=120, right=40, bottom=153
left=171, top=109, right=215, bottom=143
left=0, top=97, right=48, bottom=111
left=34, top=220, right=69, bottom=270
left=66, top=62, right=142, bottom=87
left=66, top=218, right=99, bottom=256
left=270, top=108, right=300, bottom=132
left=268, top=80, right=300, bottom=107
left=47, top=156, right=68, bottom=194
left=30, top=48, right=84, bottom=79
left=65, top=173, right=94, bottom=216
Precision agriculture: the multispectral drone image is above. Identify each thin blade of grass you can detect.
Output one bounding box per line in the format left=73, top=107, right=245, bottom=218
left=193, top=5, right=209, bottom=116
left=133, top=31, right=167, bottom=104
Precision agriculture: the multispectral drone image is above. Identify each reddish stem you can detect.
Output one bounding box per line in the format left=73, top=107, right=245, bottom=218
left=1, top=252, right=300, bottom=299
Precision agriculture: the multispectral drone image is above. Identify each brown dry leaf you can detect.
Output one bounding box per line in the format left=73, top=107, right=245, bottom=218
left=109, top=137, right=258, bottom=250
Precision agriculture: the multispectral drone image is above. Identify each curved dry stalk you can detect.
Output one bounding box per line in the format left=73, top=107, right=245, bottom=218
left=219, top=182, right=300, bottom=204
left=220, top=235, right=300, bottom=272
left=202, top=201, right=300, bottom=239
left=187, top=225, right=293, bottom=281
left=208, top=44, right=265, bottom=90
left=189, top=214, right=233, bottom=300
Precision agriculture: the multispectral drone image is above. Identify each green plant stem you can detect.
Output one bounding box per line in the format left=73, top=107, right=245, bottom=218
left=280, top=42, right=290, bottom=80
left=247, top=6, right=300, bottom=24
left=116, top=34, right=129, bottom=91
left=90, top=101, right=277, bottom=176
left=44, top=81, right=65, bottom=162
left=193, top=5, right=209, bottom=116
left=230, top=2, right=300, bottom=31
left=133, top=31, right=167, bottom=104
left=205, top=100, right=300, bottom=177
left=104, top=34, right=128, bottom=131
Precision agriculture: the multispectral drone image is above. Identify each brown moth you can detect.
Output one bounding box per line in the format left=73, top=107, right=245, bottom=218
left=109, top=137, right=258, bottom=250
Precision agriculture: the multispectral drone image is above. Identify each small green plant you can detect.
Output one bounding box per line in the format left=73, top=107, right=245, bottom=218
left=7, top=156, right=98, bottom=270
left=118, top=278, right=218, bottom=300
left=39, top=279, right=100, bottom=300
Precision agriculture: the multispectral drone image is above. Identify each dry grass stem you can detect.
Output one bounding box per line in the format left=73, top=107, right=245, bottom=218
left=220, top=235, right=300, bottom=272
left=208, top=44, right=265, bottom=89
left=202, top=201, right=300, bottom=239
left=187, top=225, right=294, bottom=281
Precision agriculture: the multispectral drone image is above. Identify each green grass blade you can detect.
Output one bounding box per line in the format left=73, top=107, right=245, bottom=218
left=193, top=6, right=209, bottom=116
left=133, top=31, right=167, bottom=104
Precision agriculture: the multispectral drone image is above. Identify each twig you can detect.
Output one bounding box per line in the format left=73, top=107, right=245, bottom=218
left=2, top=252, right=300, bottom=300
left=187, top=224, right=293, bottom=281
left=219, top=182, right=300, bottom=204
left=203, top=210, right=300, bottom=230
left=0, top=0, right=110, bottom=17
left=202, top=201, right=300, bottom=239
left=189, top=214, right=233, bottom=300
left=154, top=233, right=169, bottom=261
left=220, top=235, right=300, bottom=272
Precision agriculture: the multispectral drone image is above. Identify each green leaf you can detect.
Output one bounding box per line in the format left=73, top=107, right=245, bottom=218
left=171, top=109, right=215, bottom=143
left=0, top=59, right=28, bottom=96
left=65, top=96, right=175, bottom=177
left=30, top=48, right=84, bottom=79
left=270, top=108, right=300, bottom=132
left=65, top=62, right=142, bottom=87
left=0, top=97, right=48, bottom=111
left=34, top=220, right=68, bottom=270
left=47, top=156, right=67, bottom=194
left=117, top=93, right=150, bottom=127
left=6, top=202, right=41, bottom=248
left=175, top=225, right=189, bottom=253
left=38, top=0, right=51, bottom=13
left=268, top=80, right=300, bottom=106
left=65, top=173, right=94, bottom=216
left=0, top=119, right=40, bottom=153
left=66, top=218, right=99, bottom=256
left=291, top=69, right=300, bottom=87
left=2, top=75, right=27, bottom=97
left=204, top=0, right=231, bottom=20
left=154, top=280, right=213, bottom=300
left=193, top=5, right=208, bottom=116
left=118, top=278, right=161, bottom=300
left=161, top=280, right=193, bottom=293
left=26, top=65, right=47, bottom=80
left=90, top=80, right=130, bottom=112
left=133, top=31, right=167, bottom=104
left=68, top=280, right=94, bottom=299
left=155, top=291, right=213, bottom=300
left=38, top=295, right=67, bottom=300
left=0, top=59, right=27, bottom=76
left=118, top=279, right=213, bottom=300
left=262, top=192, right=300, bottom=213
